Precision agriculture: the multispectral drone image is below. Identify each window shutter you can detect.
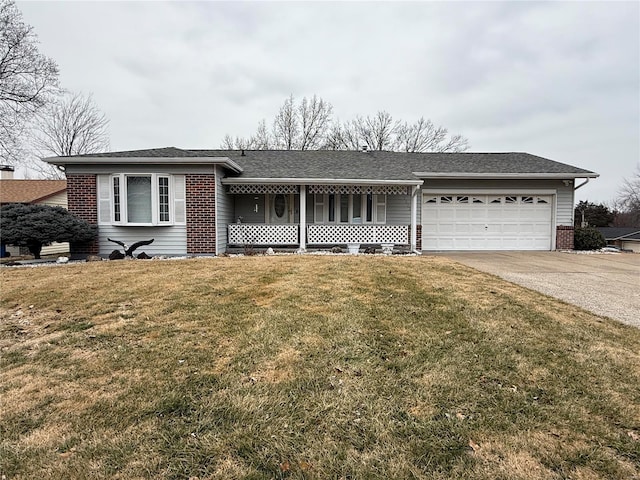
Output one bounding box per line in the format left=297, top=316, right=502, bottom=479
left=173, top=175, right=186, bottom=224
left=97, top=175, right=111, bottom=224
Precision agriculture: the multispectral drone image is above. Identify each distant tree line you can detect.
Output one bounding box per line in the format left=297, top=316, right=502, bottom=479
left=575, top=167, right=640, bottom=228
left=221, top=94, right=469, bottom=153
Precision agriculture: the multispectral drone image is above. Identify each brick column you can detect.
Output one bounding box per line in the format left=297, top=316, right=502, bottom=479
left=66, top=174, right=99, bottom=257
left=556, top=225, right=574, bottom=250
left=186, top=174, right=216, bottom=254
left=407, top=224, right=423, bottom=251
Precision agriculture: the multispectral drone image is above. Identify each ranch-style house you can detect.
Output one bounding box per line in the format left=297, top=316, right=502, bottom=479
left=45, top=147, right=598, bottom=257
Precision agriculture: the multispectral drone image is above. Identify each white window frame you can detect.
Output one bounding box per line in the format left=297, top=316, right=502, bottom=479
left=314, top=193, right=386, bottom=224
left=111, top=173, right=173, bottom=226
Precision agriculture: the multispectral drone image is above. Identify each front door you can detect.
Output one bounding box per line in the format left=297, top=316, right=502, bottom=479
left=269, top=193, right=291, bottom=224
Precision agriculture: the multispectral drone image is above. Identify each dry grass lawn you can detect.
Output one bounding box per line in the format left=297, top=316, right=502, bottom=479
left=1, top=255, right=639, bottom=479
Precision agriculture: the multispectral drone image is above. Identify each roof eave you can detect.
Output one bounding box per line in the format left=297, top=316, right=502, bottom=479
left=43, top=156, right=244, bottom=173
left=413, top=172, right=600, bottom=179
left=222, top=177, right=423, bottom=186
left=611, top=231, right=640, bottom=240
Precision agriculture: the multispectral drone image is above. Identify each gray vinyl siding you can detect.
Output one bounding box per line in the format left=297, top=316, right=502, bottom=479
left=556, top=182, right=574, bottom=226
left=98, top=225, right=187, bottom=256
left=215, top=166, right=234, bottom=254
left=386, top=194, right=411, bottom=225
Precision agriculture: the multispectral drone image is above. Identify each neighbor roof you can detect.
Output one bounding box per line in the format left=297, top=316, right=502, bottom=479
left=46, top=147, right=598, bottom=182
left=0, top=180, right=67, bottom=204
left=596, top=227, right=640, bottom=241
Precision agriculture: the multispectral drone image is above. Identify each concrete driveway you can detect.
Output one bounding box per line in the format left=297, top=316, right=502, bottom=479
left=440, top=251, right=640, bottom=328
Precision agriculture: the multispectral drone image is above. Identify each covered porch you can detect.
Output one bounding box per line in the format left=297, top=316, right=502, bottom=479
left=222, top=182, right=420, bottom=252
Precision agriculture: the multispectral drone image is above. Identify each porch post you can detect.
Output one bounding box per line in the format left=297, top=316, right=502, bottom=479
left=410, top=185, right=418, bottom=252
left=299, top=185, right=306, bottom=251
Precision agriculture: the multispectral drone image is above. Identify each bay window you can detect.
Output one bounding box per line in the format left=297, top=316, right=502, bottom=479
left=111, top=174, right=172, bottom=225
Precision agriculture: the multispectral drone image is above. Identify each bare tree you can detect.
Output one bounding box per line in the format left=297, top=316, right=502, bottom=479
left=394, top=117, right=469, bottom=153
left=222, top=94, right=470, bottom=153
left=223, top=95, right=333, bottom=151
left=220, top=119, right=274, bottom=150
left=339, top=120, right=363, bottom=150
left=298, top=95, right=332, bottom=150
left=220, top=134, right=235, bottom=149
left=356, top=111, right=395, bottom=151
left=273, top=94, right=298, bottom=150
left=30, top=93, right=108, bottom=177
left=0, top=0, right=59, bottom=165
left=614, top=166, right=640, bottom=226
left=323, top=121, right=346, bottom=150
left=252, top=119, right=273, bottom=149
left=34, top=93, right=109, bottom=156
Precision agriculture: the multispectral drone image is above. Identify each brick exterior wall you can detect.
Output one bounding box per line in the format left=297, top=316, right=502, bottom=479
left=416, top=224, right=422, bottom=251
left=66, top=174, right=99, bottom=256
left=186, top=174, right=217, bottom=254
left=556, top=225, right=574, bottom=250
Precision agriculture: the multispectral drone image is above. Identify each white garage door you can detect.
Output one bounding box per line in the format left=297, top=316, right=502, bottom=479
left=422, top=194, right=553, bottom=250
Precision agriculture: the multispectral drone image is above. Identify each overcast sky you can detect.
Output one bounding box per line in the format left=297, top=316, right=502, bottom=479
left=18, top=0, right=640, bottom=203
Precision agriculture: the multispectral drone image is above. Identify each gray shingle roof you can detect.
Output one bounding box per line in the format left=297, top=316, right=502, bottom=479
left=56, top=147, right=598, bottom=181
left=596, top=227, right=640, bottom=240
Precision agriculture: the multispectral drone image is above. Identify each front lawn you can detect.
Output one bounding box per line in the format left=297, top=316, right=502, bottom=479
left=1, top=256, right=639, bottom=479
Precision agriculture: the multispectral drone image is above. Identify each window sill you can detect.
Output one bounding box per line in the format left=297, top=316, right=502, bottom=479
left=111, top=223, right=175, bottom=227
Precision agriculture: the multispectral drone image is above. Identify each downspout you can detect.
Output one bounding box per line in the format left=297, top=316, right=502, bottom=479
left=573, top=178, right=590, bottom=191
left=410, top=185, right=420, bottom=254
left=214, top=166, right=219, bottom=256
left=572, top=178, right=590, bottom=228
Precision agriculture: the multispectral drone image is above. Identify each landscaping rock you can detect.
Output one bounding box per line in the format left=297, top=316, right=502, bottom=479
left=331, top=246, right=343, bottom=254
left=56, top=256, right=69, bottom=263
left=137, top=252, right=151, bottom=259
left=265, top=247, right=275, bottom=255
left=85, top=255, right=103, bottom=262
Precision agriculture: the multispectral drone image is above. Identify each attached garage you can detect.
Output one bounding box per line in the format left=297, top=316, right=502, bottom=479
left=422, top=193, right=554, bottom=250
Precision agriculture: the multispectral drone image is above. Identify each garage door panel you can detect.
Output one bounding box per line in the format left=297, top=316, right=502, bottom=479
left=468, top=224, right=486, bottom=234
left=455, top=224, right=472, bottom=234
left=438, top=223, right=455, bottom=234
left=422, top=193, right=552, bottom=251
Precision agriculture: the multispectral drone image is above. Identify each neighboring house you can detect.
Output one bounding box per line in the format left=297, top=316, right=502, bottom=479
left=45, top=147, right=598, bottom=257
left=597, top=227, right=640, bottom=253
left=0, top=176, right=69, bottom=257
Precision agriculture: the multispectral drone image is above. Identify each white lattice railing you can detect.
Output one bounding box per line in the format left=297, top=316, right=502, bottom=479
left=307, top=224, right=409, bottom=245
left=228, top=224, right=299, bottom=245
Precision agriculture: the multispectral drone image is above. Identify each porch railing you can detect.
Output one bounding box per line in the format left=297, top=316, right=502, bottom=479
left=307, top=224, right=409, bottom=245
left=228, top=223, right=410, bottom=246
left=228, top=223, right=299, bottom=245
